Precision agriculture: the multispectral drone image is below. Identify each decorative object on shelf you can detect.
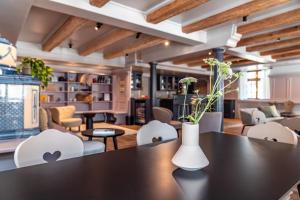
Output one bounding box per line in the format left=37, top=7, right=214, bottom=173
left=17, top=57, right=53, bottom=88
left=172, top=58, right=240, bottom=171
left=75, top=93, right=93, bottom=104
left=0, top=36, right=17, bottom=68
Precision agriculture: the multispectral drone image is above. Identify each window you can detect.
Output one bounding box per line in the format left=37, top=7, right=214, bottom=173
left=246, top=71, right=261, bottom=99
left=239, top=69, right=270, bottom=100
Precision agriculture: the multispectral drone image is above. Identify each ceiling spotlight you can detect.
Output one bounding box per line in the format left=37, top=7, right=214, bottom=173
left=68, top=41, right=73, bottom=48
left=94, top=22, right=103, bottom=31
left=164, top=40, right=170, bottom=46
left=242, top=16, right=248, bottom=22
left=208, top=51, right=212, bottom=56
left=277, top=38, right=281, bottom=41
left=136, top=32, right=142, bottom=39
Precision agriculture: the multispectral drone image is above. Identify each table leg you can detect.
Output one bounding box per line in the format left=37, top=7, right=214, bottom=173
left=104, top=137, right=107, bottom=152
left=113, top=137, right=118, bottom=150
left=86, top=116, right=94, bottom=130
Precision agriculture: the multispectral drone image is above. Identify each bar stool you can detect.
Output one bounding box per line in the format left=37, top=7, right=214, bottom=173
left=177, top=104, right=190, bottom=121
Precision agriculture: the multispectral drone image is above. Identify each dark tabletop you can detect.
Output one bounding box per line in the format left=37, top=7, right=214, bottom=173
left=82, top=128, right=125, bottom=138
left=0, top=133, right=300, bottom=200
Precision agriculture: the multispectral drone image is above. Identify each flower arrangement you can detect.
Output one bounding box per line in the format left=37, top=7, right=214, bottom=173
left=179, top=58, right=240, bottom=124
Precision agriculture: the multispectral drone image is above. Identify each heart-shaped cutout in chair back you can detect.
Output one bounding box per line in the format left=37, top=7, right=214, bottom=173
left=43, top=151, right=62, bottom=163
left=152, top=136, right=162, bottom=143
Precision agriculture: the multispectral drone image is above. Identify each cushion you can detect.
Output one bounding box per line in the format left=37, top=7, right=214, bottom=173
left=39, top=108, right=48, bottom=131
left=61, top=118, right=82, bottom=127
left=46, top=108, right=54, bottom=128
left=270, top=105, right=280, bottom=117
left=258, top=106, right=273, bottom=118
left=83, top=141, right=105, bottom=155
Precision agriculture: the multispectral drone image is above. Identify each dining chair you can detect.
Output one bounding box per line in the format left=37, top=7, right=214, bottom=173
left=240, top=108, right=267, bottom=135
left=14, top=129, right=84, bottom=168
left=152, top=107, right=182, bottom=130
left=136, top=120, right=178, bottom=146
left=247, top=122, right=298, bottom=145
left=199, top=112, right=222, bottom=134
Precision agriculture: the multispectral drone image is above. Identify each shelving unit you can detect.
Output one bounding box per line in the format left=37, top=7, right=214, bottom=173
left=40, top=71, right=113, bottom=111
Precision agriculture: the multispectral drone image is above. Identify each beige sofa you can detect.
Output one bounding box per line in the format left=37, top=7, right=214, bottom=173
left=240, top=108, right=284, bottom=134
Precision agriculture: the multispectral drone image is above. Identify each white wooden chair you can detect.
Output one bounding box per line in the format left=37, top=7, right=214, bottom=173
left=14, top=129, right=84, bottom=168
left=247, top=122, right=298, bottom=145
left=137, top=120, right=178, bottom=146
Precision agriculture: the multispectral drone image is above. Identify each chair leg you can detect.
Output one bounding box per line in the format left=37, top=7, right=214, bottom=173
left=78, top=125, right=81, bottom=132
left=241, top=125, right=246, bottom=135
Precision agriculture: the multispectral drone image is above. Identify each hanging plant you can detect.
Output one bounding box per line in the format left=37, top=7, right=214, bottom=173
left=17, top=57, right=53, bottom=88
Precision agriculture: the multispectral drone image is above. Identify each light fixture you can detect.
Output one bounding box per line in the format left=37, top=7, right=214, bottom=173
left=277, top=38, right=281, bottom=41
left=208, top=51, right=212, bottom=56
left=94, top=22, right=103, bottom=31
left=164, top=40, right=170, bottom=46
left=136, top=32, right=142, bottom=39
left=68, top=41, right=73, bottom=48
left=242, top=16, right=248, bottom=23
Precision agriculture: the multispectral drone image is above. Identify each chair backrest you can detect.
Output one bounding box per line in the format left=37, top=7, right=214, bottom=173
left=240, top=108, right=258, bottom=125
left=50, top=106, right=76, bottom=124
left=137, top=120, right=177, bottom=146
left=199, top=112, right=222, bottom=133
left=152, top=107, right=173, bottom=123
left=280, top=117, right=300, bottom=133
left=247, top=122, right=298, bottom=145
left=14, top=129, right=84, bottom=168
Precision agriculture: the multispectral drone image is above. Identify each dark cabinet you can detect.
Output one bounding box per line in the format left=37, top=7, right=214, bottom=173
left=157, top=75, right=183, bottom=91
left=131, top=72, right=142, bottom=90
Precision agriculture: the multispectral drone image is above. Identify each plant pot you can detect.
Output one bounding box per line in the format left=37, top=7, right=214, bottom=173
left=22, top=64, right=31, bottom=75
left=172, top=122, right=209, bottom=171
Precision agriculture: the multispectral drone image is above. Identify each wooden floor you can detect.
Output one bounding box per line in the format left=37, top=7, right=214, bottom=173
left=105, top=119, right=243, bottom=151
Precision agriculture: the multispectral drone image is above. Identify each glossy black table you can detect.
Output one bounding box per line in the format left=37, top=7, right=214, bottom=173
left=82, top=129, right=125, bottom=151
left=1, top=133, right=300, bottom=200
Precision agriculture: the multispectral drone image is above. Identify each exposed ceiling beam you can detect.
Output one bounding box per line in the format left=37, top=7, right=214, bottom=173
left=104, top=36, right=165, bottom=59
left=237, top=8, right=300, bottom=34
left=182, top=0, right=290, bottom=33
left=247, top=37, right=300, bottom=52
left=147, top=0, right=208, bottom=24
left=79, top=29, right=135, bottom=56
left=186, top=55, right=241, bottom=67
left=231, top=59, right=259, bottom=66
left=273, top=51, right=300, bottom=60
left=89, top=0, right=110, bottom=7
left=172, top=54, right=211, bottom=65
left=42, top=16, right=88, bottom=51
left=238, top=26, right=300, bottom=47
left=261, top=44, right=300, bottom=56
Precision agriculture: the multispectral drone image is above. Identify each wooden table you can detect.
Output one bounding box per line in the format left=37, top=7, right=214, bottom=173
left=0, top=133, right=300, bottom=200
left=82, top=129, right=125, bottom=151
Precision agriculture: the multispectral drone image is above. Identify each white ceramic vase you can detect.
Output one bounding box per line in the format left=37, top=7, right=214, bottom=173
left=172, top=122, right=209, bottom=171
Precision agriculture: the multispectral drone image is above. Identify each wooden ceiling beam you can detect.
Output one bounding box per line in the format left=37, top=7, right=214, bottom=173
left=238, top=26, right=300, bottom=47
left=42, top=16, right=88, bottom=52
left=89, top=0, right=110, bottom=7
left=79, top=29, right=135, bottom=56
left=273, top=51, right=300, bottom=60
left=103, top=36, right=165, bottom=59
left=261, top=44, right=300, bottom=56
left=147, top=0, right=208, bottom=24
left=182, top=0, right=290, bottom=33
left=238, top=8, right=300, bottom=34
left=187, top=55, right=241, bottom=67
left=173, top=54, right=210, bottom=65
left=247, top=37, right=300, bottom=52
left=231, top=60, right=259, bottom=66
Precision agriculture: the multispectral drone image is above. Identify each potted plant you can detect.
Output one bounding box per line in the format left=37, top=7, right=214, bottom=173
left=17, top=57, right=53, bottom=88
left=172, top=58, right=240, bottom=171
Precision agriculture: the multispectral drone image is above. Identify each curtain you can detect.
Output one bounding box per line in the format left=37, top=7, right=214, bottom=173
left=239, top=71, right=248, bottom=100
